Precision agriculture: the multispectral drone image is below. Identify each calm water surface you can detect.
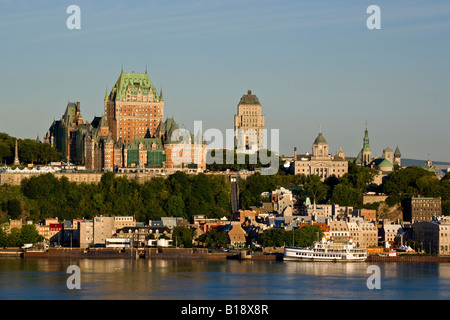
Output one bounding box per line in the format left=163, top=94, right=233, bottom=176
left=1, top=258, right=449, bottom=300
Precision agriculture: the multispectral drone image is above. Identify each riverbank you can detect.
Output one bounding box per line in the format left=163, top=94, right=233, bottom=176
left=2, top=248, right=449, bottom=263
left=16, top=247, right=282, bottom=261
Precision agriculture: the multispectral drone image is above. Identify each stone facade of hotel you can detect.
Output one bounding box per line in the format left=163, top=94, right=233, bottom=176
left=44, top=70, right=206, bottom=172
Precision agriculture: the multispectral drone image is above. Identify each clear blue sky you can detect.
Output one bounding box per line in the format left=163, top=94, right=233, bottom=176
left=0, top=0, right=449, bottom=162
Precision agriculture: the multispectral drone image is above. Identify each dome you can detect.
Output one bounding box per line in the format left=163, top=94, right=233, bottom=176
left=313, top=133, right=327, bottom=144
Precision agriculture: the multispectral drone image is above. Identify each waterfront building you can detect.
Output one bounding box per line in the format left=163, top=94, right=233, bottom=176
left=412, top=216, right=450, bottom=255
left=227, top=222, right=248, bottom=248
left=35, top=224, right=50, bottom=242
left=78, top=220, right=94, bottom=249
left=49, top=223, right=63, bottom=245
left=62, top=220, right=83, bottom=247
left=93, top=216, right=115, bottom=247
left=114, top=216, right=136, bottom=230
left=234, top=90, right=265, bottom=153
left=379, top=220, right=403, bottom=248
left=113, top=226, right=151, bottom=248
left=329, top=220, right=350, bottom=243
left=403, top=197, right=442, bottom=223
left=356, top=220, right=378, bottom=248
left=290, top=131, right=348, bottom=181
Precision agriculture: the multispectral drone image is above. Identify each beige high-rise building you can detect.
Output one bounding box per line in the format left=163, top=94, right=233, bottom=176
left=234, top=90, right=265, bottom=152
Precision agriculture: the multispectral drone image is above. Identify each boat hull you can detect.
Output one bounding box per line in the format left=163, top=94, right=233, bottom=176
left=283, top=246, right=367, bottom=262
left=283, top=255, right=367, bottom=262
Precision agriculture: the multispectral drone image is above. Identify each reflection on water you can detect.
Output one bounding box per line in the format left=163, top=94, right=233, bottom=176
left=1, top=258, right=450, bottom=300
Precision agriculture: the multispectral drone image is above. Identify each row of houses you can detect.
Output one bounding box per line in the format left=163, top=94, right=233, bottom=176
left=5, top=197, right=449, bottom=254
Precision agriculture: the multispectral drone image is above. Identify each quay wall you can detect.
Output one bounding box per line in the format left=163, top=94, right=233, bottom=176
left=21, top=247, right=279, bottom=261
left=0, top=172, right=250, bottom=186
left=366, top=255, right=450, bottom=263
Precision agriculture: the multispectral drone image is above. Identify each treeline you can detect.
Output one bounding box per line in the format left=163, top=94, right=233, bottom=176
left=0, top=164, right=449, bottom=225
left=0, top=132, right=61, bottom=165
left=0, top=172, right=231, bottom=223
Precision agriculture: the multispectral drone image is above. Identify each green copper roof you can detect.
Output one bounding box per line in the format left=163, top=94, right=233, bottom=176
left=239, top=90, right=260, bottom=105
left=314, top=133, right=327, bottom=144
left=126, top=138, right=163, bottom=151
left=110, top=71, right=161, bottom=101
left=377, top=158, right=393, bottom=168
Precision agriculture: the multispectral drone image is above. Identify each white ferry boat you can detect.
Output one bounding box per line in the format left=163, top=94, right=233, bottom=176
left=283, top=237, right=367, bottom=262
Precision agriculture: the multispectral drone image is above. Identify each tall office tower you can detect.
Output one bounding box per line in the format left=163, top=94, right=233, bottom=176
left=105, top=70, right=164, bottom=144
left=234, top=90, right=265, bottom=152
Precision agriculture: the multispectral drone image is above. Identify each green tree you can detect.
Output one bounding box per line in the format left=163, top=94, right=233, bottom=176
left=304, top=175, right=327, bottom=208
left=172, top=226, right=194, bottom=248
left=20, top=224, right=40, bottom=245
left=6, top=228, right=21, bottom=247
left=331, top=183, right=360, bottom=206
left=165, top=195, right=185, bottom=217
left=197, top=228, right=229, bottom=249
left=7, top=199, right=22, bottom=219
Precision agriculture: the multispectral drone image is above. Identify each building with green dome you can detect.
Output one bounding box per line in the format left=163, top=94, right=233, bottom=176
left=354, top=128, right=401, bottom=184
left=291, top=130, right=348, bottom=181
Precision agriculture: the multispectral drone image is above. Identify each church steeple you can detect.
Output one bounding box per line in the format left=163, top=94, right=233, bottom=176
left=362, top=126, right=372, bottom=166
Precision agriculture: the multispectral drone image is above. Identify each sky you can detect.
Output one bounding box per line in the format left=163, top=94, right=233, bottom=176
left=0, top=0, right=449, bottom=162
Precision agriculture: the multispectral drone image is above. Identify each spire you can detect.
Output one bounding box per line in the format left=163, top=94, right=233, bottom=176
left=394, top=146, right=401, bottom=157
left=145, top=64, right=148, bottom=74
left=105, top=88, right=109, bottom=101
left=159, top=86, right=164, bottom=101
left=13, top=139, right=20, bottom=166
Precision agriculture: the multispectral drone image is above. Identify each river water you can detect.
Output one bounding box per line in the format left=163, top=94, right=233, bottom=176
left=1, top=258, right=449, bottom=300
